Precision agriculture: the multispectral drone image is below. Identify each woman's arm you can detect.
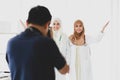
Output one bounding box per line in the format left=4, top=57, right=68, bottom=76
left=19, top=19, right=27, bottom=29
left=86, top=21, right=110, bottom=45
left=65, top=37, right=71, bottom=65
left=101, top=21, right=110, bottom=33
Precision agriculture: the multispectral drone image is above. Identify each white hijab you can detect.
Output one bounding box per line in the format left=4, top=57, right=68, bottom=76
left=52, top=18, right=63, bottom=43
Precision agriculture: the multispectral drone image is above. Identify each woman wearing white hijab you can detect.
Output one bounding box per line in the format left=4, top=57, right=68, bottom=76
left=52, top=18, right=70, bottom=80
left=68, top=19, right=109, bottom=80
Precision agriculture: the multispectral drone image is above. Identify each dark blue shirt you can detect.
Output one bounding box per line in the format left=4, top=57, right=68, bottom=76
left=6, top=27, right=66, bottom=80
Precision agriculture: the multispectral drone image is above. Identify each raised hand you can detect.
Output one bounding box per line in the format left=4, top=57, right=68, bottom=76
left=19, top=19, right=27, bottom=29
left=101, top=21, right=110, bottom=33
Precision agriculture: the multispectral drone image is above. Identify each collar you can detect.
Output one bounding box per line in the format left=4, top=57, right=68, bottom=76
left=28, top=27, right=43, bottom=35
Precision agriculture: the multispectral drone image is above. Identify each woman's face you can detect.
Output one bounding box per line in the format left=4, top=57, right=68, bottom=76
left=53, top=21, right=60, bottom=31
left=74, top=22, right=83, bottom=34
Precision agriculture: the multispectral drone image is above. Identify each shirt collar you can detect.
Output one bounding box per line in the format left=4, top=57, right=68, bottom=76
left=28, top=27, right=43, bottom=35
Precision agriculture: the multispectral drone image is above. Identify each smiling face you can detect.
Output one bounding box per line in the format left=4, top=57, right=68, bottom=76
left=74, top=20, right=84, bottom=34
left=52, top=20, right=61, bottom=31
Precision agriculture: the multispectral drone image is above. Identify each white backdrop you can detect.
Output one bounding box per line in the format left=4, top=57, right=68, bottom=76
left=0, top=0, right=119, bottom=80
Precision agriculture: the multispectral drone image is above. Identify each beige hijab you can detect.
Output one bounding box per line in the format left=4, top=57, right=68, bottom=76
left=69, top=19, right=86, bottom=45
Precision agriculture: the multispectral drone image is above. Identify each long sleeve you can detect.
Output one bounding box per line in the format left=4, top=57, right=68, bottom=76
left=56, top=33, right=71, bottom=65
left=65, top=38, right=71, bottom=65
left=86, top=32, right=104, bottom=45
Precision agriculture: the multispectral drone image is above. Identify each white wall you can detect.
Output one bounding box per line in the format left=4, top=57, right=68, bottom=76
left=0, top=0, right=119, bottom=80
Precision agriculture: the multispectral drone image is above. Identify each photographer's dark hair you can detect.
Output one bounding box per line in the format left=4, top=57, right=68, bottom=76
left=27, top=5, right=52, bottom=26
